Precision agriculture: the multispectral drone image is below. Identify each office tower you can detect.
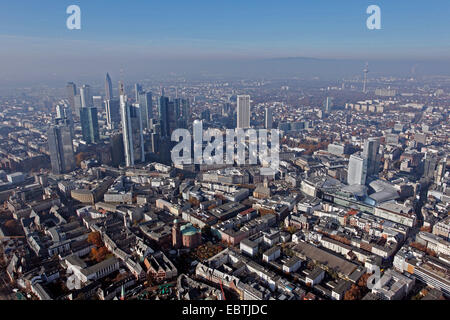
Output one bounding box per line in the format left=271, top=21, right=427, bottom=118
left=434, top=159, right=446, bottom=184
left=56, top=104, right=65, bottom=119
left=363, top=137, right=381, bottom=177
left=222, top=102, right=231, bottom=116
left=135, top=83, right=143, bottom=102
left=48, top=121, right=75, bottom=174
left=80, top=107, right=100, bottom=144
left=74, top=94, right=82, bottom=118
left=174, top=98, right=190, bottom=129
left=80, top=85, right=93, bottom=108
left=168, top=101, right=177, bottom=135
left=105, top=73, right=113, bottom=100
left=423, top=155, right=438, bottom=180
left=150, top=132, right=159, bottom=153
left=66, top=82, right=77, bottom=113
left=138, top=91, right=153, bottom=129
left=265, top=106, right=273, bottom=129
left=237, top=95, right=251, bottom=128
left=110, top=133, right=125, bottom=167
left=105, top=99, right=121, bottom=129
left=324, top=97, right=334, bottom=113
left=93, top=96, right=103, bottom=110
left=158, top=96, right=170, bottom=137
left=118, top=81, right=125, bottom=96
left=363, top=63, right=369, bottom=93
left=348, top=154, right=367, bottom=185
left=120, top=95, right=145, bottom=167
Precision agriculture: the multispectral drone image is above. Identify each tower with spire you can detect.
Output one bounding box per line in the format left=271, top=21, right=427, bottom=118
left=363, top=63, right=369, bottom=93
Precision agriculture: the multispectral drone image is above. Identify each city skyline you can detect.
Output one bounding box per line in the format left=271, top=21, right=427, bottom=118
left=1, top=1, right=450, bottom=85
left=0, top=0, right=449, bottom=306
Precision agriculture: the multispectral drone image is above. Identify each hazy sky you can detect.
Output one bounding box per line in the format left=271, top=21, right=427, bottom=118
left=1, top=0, right=449, bottom=85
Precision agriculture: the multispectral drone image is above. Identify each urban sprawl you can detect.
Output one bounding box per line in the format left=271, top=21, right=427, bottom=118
left=0, top=73, right=449, bottom=301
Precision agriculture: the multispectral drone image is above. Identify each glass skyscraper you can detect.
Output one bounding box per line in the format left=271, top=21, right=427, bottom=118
left=138, top=91, right=153, bottom=130
left=121, top=95, right=145, bottom=167
left=80, top=107, right=100, bottom=144
left=48, top=119, right=75, bottom=174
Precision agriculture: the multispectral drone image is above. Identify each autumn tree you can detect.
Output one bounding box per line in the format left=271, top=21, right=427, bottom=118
left=344, top=284, right=362, bottom=300
left=87, top=231, right=103, bottom=248
left=91, top=246, right=109, bottom=263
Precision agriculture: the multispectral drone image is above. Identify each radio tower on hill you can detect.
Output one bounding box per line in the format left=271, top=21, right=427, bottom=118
left=363, top=62, right=369, bottom=93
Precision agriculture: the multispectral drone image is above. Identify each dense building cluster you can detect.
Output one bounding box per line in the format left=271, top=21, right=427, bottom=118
left=0, top=74, right=449, bottom=301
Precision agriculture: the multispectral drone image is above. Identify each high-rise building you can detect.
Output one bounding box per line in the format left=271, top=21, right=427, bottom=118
left=363, top=63, right=369, bottom=93
left=158, top=96, right=170, bottom=137
left=121, top=95, right=145, bottom=167
left=135, top=83, right=143, bottom=102
left=105, top=73, right=113, bottom=101
left=138, top=91, right=153, bottom=129
left=222, top=102, right=231, bottom=116
left=74, top=94, right=82, bottom=118
left=56, top=104, right=66, bottom=119
left=237, top=95, right=251, bottom=129
left=265, top=106, right=273, bottom=129
left=434, top=158, right=446, bottom=184
left=110, top=132, right=125, bottom=167
left=80, top=107, right=100, bottom=144
left=423, top=155, right=438, bottom=180
left=118, top=81, right=125, bottom=96
left=324, top=97, right=334, bottom=113
left=80, top=85, right=93, bottom=108
left=363, top=137, right=381, bottom=177
left=174, top=98, right=190, bottom=129
left=93, top=96, right=103, bottom=109
left=105, top=99, right=120, bottom=129
left=48, top=120, right=75, bottom=174
left=66, top=82, right=77, bottom=114
left=348, top=154, right=367, bottom=185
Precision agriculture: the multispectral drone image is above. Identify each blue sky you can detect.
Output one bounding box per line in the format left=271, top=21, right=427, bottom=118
left=0, top=1, right=449, bottom=85
left=1, top=0, right=449, bottom=59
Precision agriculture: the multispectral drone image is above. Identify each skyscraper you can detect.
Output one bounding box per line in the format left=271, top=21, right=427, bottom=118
left=74, top=94, right=82, bottom=119
left=363, top=63, right=369, bottom=93
left=135, top=83, right=143, bottom=102
left=56, top=104, right=65, bottom=119
left=347, top=154, right=367, bottom=185
left=121, top=95, right=145, bottom=167
left=48, top=120, right=75, bottom=174
left=363, top=137, right=381, bottom=177
left=110, top=132, right=125, bottom=167
left=423, top=154, right=438, bottom=180
left=158, top=96, right=170, bottom=137
left=237, top=95, right=251, bottom=129
left=324, top=97, right=334, bottom=113
left=174, top=98, right=190, bottom=129
left=80, top=85, right=93, bottom=108
left=138, top=91, right=153, bottom=129
left=105, top=73, right=113, bottom=101
left=66, top=82, right=77, bottom=114
left=265, top=106, right=273, bottom=129
left=119, top=81, right=125, bottom=96
left=105, top=99, right=120, bottom=129
left=80, top=107, right=100, bottom=144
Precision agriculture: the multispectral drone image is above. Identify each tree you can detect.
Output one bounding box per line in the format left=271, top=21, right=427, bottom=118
left=91, top=246, right=109, bottom=263
left=87, top=232, right=103, bottom=248
left=357, top=273, right=371, bottom=288
left=344, top=284, right=362, bottom=300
